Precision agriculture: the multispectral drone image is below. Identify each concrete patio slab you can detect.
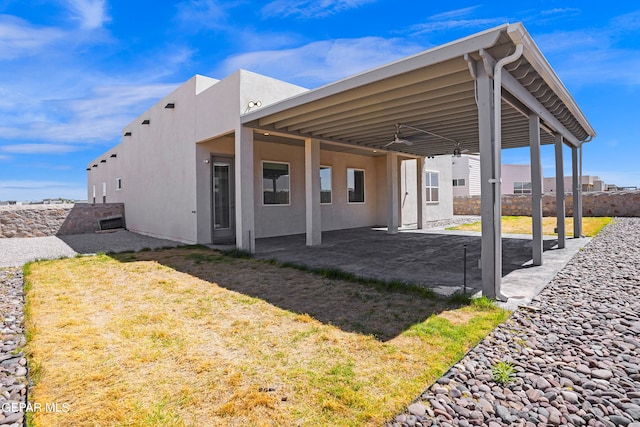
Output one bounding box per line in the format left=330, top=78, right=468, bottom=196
left=254, top=226, right=589, bottom=306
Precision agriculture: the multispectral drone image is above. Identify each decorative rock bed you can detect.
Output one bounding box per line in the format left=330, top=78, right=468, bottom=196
left=389, top=217, right=640, bottom=427
left=0, top=268, right=26, bottom=426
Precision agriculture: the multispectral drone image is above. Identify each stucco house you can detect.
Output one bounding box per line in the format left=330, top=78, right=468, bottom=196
left=88, top=23, right=595, bottom=299
left=87, top=70, right=453, bottom=246
left=544, top=175, right=606, bottom=193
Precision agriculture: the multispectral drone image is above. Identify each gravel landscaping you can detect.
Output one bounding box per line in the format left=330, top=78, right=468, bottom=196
left=0, top=268, right=27, bottom=427
left=389, top=217, right=640, bottom=427
left=0, top=230, right=180, bottom=268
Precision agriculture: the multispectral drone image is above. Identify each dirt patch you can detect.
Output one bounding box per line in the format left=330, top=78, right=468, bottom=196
left=437, top=310, right=476, bottom=325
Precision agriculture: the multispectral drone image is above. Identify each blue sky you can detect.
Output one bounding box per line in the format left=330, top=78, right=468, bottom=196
left=1, top=1, right=639, bottom=201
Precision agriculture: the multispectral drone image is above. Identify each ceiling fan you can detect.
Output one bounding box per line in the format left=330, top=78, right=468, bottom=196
left=383, top=123, right=413, bottom=147
left=384, top=123, right=472, bottom=157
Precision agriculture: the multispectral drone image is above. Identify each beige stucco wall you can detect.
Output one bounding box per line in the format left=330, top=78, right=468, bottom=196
left=88, top=71, right=307, bottom=244
left=88, top=75, right=219, bottom=243
left=252, top=142, right=383, bottom=238
left=87, top=69, right=454, bottom=244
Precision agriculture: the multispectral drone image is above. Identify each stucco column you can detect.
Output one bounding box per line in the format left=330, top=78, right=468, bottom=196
left=476, top=62, right=502, bottom=299
left=572, top=146, right=582, bottom=237
left=416, top=157, right=424, bottom=229
left=235, top=126, right=255, bottom=252
left=386, top=152, right=399, bottom=234
left=554, top=134, right=566, bottom=249
left=305, top=138, right=321, bottom=246
left=529, top=114, right=543, bottom=266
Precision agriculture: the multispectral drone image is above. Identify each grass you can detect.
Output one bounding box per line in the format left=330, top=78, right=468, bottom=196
left=491, top=361, right=516, bottom=385
left=24, top=248, right=510, bottom=426
left=448, top=216, right=612, bottom=237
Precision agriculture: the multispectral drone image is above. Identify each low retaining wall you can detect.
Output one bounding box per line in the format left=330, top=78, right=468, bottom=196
left=0, top=203, right=125, bottom=238
left=454, top=191, right=640, bottom=217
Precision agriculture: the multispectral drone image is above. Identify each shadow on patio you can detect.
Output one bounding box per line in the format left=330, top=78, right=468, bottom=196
left=254, top=227, right=558, bottom=296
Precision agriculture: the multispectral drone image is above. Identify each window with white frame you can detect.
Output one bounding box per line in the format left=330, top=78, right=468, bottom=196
left=425, top=171, right=439, bottom=203
left=514, top=181, right=532, bottom=194
left=320, top=166, right=332, bottom=204
left=347, top=168, right=365, bottom=203
left=452, top=178, right=466, bottom=187
left=116, top=178, right=122, bottom=190
left=102, top=182, right=107, bottom=196
left=263, top=161, right=290, bottom=205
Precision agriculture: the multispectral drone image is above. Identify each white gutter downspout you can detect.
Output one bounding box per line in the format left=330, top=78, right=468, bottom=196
left=491, top=43, right=524, bottom=301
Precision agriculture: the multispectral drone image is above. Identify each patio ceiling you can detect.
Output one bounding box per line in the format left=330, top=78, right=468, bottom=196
left=241, top=23, right=595, bottom=158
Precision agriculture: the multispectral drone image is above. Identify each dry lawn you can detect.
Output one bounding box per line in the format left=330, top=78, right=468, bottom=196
left=450, top=216, right=612, bottom=237
left=25, top=248, right=509, bottom=426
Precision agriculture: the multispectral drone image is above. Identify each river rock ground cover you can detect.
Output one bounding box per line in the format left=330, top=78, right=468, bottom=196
left=390, top=217, right=640, bottom=427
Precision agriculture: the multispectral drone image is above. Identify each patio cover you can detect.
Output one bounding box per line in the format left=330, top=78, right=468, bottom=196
left=241, top=22, right=596, bottom=299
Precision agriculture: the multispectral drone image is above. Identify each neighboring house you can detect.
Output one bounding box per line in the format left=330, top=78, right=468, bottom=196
left=501, top=164, right=536, bottom=195
left=451, top=154, right=480, bottom=197
left=544, top=175, right=606, bottom=193
left=88, top=71, right=451, bottom=245
left=452, top=159, right=539, bottom=196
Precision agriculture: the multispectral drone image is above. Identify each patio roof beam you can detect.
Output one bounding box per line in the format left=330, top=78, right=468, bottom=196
left=276, top=72, right=474, bottom=131
left=317, top=101, right=478, bottom=141
left=294, top=83, right=474, bottom=134
left=479, top=49, right=581, bottom=147
left=306, top=97, right=477, bottom=139
left=258, top=59, right=471, bottom=127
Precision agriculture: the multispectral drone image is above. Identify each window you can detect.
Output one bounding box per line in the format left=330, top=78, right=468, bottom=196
left=116, top=178, right=122, bottom=190
left=92, top=185, right=96, bottom=198
left=514, top=181, right=532, bottom=194
left=102, top=182, right=107, bottom=196
left=425, top=171, right=439, bottom=203
left=452, top=178, right=466, bottom=187
left=263, top=161, right=290, bottom=205
left=347, top=168, right=365, bottom=203
left=320, top=166, right=332, bottom=204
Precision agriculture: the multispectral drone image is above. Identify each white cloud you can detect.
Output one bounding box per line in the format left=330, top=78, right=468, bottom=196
left=535, top=21, right=640, bottom=88
left=428, top=6, right=481, bottom=21
left=402, top=6, right=506, bottom=36
left=261, top=0, right=375, bottom=19
left=176, top=0, right=228, bottom=30
left=540, top=8, right=580, bottom=16
left=0, top=144, right=83, bottom=154
left=611, top=10, right=640, bottom=31
left=0, top=180, right=86, bottom=202
left=408, top=17, right=506, bottom=35
left=64, top=0, right=110, bottom=29
left=0, top=82, right=179, bottom=144
left=216, top=36, right=423, bottom=87
left=0, top=15, right=65, bottom=59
